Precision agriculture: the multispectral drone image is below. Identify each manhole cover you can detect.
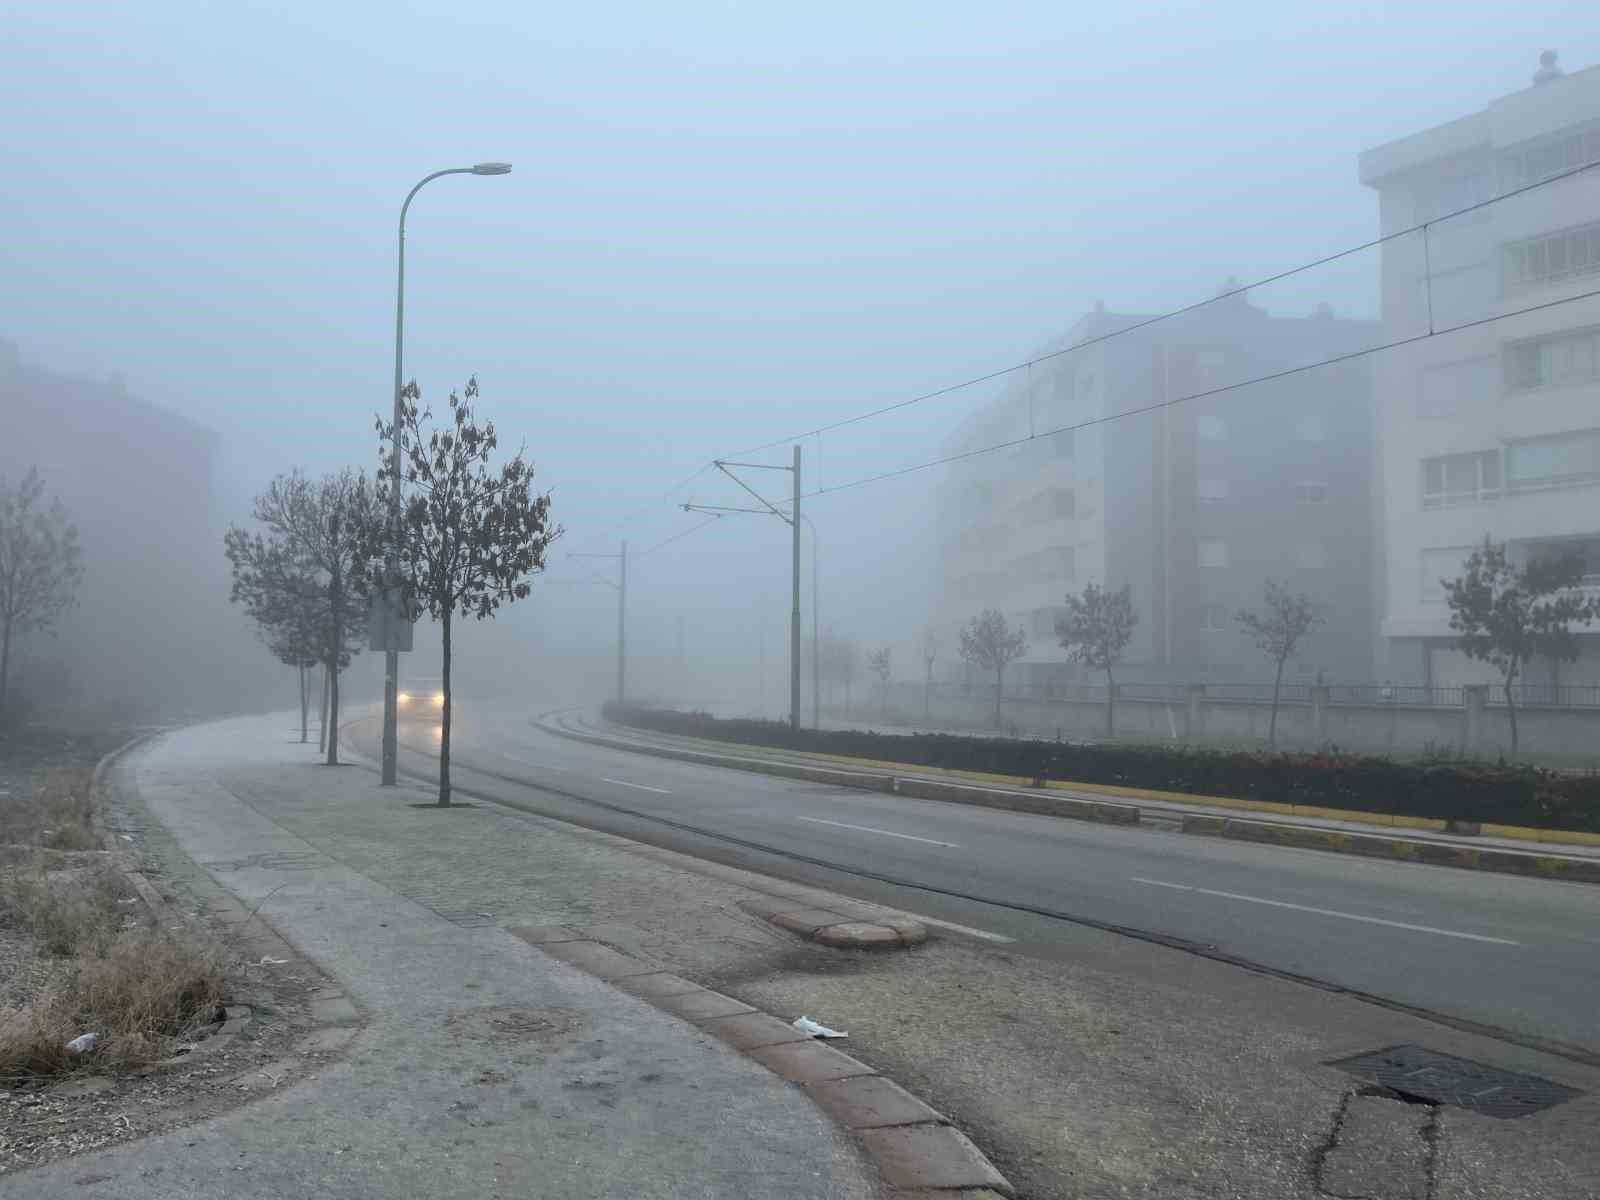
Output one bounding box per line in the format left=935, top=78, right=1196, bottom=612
left=445, top=1005, right=581, bottom=1044
left=1329, top=1044, right=1582, bottom=1119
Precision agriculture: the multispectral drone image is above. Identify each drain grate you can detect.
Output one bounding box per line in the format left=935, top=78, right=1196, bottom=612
left=1328, top=1044, right=1581, bottom=1119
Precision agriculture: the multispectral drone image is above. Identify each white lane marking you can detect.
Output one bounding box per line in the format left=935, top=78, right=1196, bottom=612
left=796, top=816, right=960, bottom=848
left=601, top=777, right=672, bottom=794
left=909, top=913, right=1016, bottom=943
left=503, top=756, right=574, bottom=772
left=1130, top=878, right=1521, bottom=945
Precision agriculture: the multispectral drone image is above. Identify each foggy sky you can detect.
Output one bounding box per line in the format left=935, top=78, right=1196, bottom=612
left=5, top=2, right=1595, bottom=683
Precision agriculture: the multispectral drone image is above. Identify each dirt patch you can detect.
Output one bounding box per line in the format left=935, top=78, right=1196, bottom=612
left=0, top=735, right=356, bottom=1177
left=445, top=1005, right=582, bottom=1045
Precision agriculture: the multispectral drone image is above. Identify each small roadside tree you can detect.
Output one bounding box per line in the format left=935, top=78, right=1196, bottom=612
left=227, top=470, right=380, bottom=764
left=921, top=628, right=938, bottom=721
left=868, top=647, right=892, bottom=717
left=1236, top=580, right=1322, bottom=751
left=959, top=609, right=1026, bottom=728
left=0, top=469, right=83, bottom=715
left=1443, top=538, right=1599, bottom=755
left=1056, top=582, right=1136, bottom=737
left=384, top=377, right=558, bottom=806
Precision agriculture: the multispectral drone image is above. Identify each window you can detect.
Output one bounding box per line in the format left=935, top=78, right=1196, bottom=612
left=1198, top=478, right=1228, bottom=503
left=1421, top=450, right=1501, bottom=508
left=1420, top=547, right=1472, bottom=605
left=1199, top=603, right=1228, bottom=632
left=1296, top=542, right=1329, bottom=569
left=1501, top=123, right=1600, bottom=188
left=1197, top=415, right=1227, bottom=442
left=1198, top=539, right=1229, bottom=568
left=1524, top=537, right=1600, bottom=587
left=1505, top=222, right=1600, bottom=290
left=1295, top=481, right=1328, bottom=505
left=1506, top=429, right=1600, bottom=492
left=1506, top=328, right=1600, bottom=391
left=1294, top=413, right=1327, bottom=442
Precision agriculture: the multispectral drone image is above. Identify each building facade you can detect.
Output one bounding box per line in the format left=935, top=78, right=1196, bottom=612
left=934, top=296, right=1378, bottom=691
left=1359, top=52, right=1600, bottom=692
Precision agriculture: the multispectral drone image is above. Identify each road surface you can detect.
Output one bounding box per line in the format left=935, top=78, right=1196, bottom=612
left=347, top=705, right=1600, bottom=1059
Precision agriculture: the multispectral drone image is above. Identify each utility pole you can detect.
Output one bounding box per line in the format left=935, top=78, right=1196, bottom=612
left=681, top=446, right=804, bottom=730
left=791, top=444, right=801, bottom=732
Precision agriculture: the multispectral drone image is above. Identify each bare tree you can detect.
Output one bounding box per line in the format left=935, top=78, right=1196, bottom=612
left=868, top=647, right=892, bottom=717
left=1444, top=538, right=1599, bottom=755
left=921, top=628, right=938, bottom=721
left=1056, top=582, right=1136, bottom=737
left=1236, top=580, right=1322, bottom=750
left=384, top=377, right=559, bottom=806
left=959, top=609, right=1027, bottom=728
left=0, top=469, right=82, bottom=715
left=227, top=470, right=381, bottom=765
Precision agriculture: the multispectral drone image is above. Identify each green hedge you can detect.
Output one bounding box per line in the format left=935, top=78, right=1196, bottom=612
left=601, top=703, right=1600, bottom=833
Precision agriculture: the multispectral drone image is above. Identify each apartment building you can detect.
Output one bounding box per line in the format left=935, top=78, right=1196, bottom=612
left=1359, top=52, right=1600, bottom=690
left=933, top=296, right=1378, bottom=689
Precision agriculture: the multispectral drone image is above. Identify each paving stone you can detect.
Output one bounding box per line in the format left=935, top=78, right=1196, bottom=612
left=702, top=1011, right=813, bottom=1049
left=538, top=939, right=655, bottom=979
left=807, top=1074, right=946, bottom=1129
left=612, top=971, right=704, bottom=999
left=653, top=989, right=755, bottom=1022
left=309, top=995, right=360, bottom=1025
left=860, top=1123, right=1013, bottom=1195
left=747, top=1040, right=876, bottom=1084
left=770, top=908, right=853, bottom=935
left=505, top=923, right=584, bottom=945
left=813, top=922, right=903, bottom=948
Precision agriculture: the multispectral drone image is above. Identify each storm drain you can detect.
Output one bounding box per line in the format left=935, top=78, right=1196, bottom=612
left=1328, top=1043, right=1581, bottom=1119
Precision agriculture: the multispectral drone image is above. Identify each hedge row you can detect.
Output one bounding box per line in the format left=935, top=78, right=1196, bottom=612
left=601, top=703, right=1600, bottom=832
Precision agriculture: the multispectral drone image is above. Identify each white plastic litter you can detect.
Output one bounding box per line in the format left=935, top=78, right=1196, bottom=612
left=66, top=1033, right=99, bottom=1055
left=791, top=1016, right=847, bottom=1039
left=255, top=956, right=289, bottom=966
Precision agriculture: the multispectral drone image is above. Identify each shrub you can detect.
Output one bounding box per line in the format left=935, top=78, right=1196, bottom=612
left=603, top=703, right=1600, bottom=831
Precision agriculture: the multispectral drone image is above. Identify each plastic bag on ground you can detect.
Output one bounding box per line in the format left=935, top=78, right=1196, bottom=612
left=791, top=1016, right=847, bottom=1039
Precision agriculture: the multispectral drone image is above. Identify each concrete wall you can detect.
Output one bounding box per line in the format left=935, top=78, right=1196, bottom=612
left=857, top=681, right=1600, bottom=763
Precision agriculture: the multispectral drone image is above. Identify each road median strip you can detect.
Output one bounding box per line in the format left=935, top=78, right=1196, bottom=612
left=506, top=925, right=1013, bottom=1197
left=538, top=712, right=1600, bottom=886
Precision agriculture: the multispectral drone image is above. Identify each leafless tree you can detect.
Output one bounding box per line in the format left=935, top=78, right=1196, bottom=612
left=1056, top=582, right=1136, bottom=737
left=1236, top=579, right=1322, bottom=750
left=0, top=469, right=82, bottom=715
left=959, top=609, right=1026, bottom=728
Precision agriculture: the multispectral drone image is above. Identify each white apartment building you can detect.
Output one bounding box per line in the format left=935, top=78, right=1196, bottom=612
left=1359, top=51, right=1600, bottom=692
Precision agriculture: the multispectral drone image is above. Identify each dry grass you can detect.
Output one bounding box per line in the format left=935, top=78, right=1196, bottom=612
left=0, top=763, right=225, bottom=1085
left=0, top=926, right=224, bottom=1084
left=0, top=767, right=100, bottom=851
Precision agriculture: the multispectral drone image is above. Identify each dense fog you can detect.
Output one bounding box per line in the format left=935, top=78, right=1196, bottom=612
left=2, top=5, right=1597, bottom=736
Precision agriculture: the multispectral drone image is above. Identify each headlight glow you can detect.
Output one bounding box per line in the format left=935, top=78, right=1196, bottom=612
left=432, top=691, right=446, bottom=707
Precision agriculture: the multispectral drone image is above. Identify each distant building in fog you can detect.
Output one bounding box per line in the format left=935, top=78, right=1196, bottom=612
left=933, top=295, right=1378, bottom=690
left=0, top=343, right=249, bottom=716
left=1359, top=51, right=1600, bottom=691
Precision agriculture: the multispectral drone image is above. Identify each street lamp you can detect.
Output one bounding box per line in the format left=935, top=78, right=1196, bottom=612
left=380, top=162, right=512, bottom=787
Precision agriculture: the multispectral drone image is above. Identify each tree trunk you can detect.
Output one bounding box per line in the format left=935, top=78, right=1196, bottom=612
left=318, top=665, right=329, bottom=753
left=298, top=664, right=308, bottom=743
left=1269, top=657, right=1285, bottom=750
left=326, top=570, right=342, bottom=766
left=994, top=666, right=1003, bottom=728
left=0, top=619, right=11, bottom=715
left=438, top=608, right=453, bottom=806
left=1504, top=674, right=1519, bottom=757
left=1105, top=667, right=1115, bottom=738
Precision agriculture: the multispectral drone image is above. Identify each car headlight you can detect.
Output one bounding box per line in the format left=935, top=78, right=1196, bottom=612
left=432, top=691, right=445, bottom=707
left=397, top=691, right=411, bottom=704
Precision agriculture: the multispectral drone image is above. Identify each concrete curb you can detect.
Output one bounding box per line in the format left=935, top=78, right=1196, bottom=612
left=538, top=713, right=1600, bottom=887
left=507, top=925, right=1014, bottom=1198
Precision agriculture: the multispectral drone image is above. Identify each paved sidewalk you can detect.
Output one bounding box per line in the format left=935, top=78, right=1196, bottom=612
left=2, top=717, right=878, bottom=1200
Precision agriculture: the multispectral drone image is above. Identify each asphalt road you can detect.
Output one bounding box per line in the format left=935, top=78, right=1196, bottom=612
left=347, top=705, right=1600, bottom=1059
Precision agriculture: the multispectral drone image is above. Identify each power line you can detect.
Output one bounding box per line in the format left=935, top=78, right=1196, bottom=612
left=798, top=282, right=1600, bottom=501
left=637, top=513, right=723, bottom=557
left=722, top=156, right=1600, bottom=460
